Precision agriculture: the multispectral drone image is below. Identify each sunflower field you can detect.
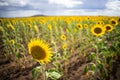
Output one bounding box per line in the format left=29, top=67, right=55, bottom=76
left=0, top=16, right=120, bottom=80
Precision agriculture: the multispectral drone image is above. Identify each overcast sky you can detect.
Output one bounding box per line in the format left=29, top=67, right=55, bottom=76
left=0, top=0, right=120, bottom=17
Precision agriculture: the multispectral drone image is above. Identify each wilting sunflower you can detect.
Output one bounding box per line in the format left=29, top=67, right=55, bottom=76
left=91, top=25, right=105, bottom=36
left=28, top=38, right=52, bottom=64
left=104, top=24, right=113, bottom=32
left=109, top=18, right=118, bottom=26
left=61, top=34, right=66, bottom=40
left=77, top=24, right=83, bottom=30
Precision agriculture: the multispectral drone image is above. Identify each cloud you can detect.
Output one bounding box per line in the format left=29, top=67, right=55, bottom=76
left=106, top=0, right=120, bottom=10
left=0, top=0, right=120, bottom=17
left=0, top=2, right=9, bottom=6
left=0, top=10, right=41, bottom=17
left=0, top=0, right=29, bottom=7
left=48, top=0, right=83, bottom=8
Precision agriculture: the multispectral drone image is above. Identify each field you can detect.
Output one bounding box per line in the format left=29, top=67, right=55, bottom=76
left=0, top=16, right=120, bottom=80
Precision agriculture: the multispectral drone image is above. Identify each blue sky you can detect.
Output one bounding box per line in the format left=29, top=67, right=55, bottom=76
left=0, top=0, right=120, bottom=17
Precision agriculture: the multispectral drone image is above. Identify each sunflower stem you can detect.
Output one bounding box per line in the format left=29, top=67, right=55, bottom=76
left=41, top=64, right=47, bottom=80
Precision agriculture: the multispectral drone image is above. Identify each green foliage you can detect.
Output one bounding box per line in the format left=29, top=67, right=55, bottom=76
left=47, top=68, right=62, bottom=80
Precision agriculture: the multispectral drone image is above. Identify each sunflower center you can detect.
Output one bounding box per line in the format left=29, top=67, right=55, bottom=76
left=111, top=21, right=116, bottom=24
left=106, top=26, right=111, bottom=31
left=119, top=18, right=120, bottom=22
left=31, top=46, right=46, bottom=60
left=78, top=25, right=81, bottom=28
left=94, top=27, right=102, bottom=34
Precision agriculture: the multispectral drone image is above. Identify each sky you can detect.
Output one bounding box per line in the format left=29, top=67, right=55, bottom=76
left=0, top=0, right=120, bottom=17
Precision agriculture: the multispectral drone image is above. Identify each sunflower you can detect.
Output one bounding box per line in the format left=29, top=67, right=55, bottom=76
left=61, top=34, right=66, bottom=40
left=83, top=24, right=88, bottom=28
left=62, top=44, right=67, bottom=50
left=109, top=18, right=118, bottom=26
left=91, top=25, right=105, bottom=36
left=96, top=21, right=104, bottom=25
left=7, top=24, right=15, bottom=31
left=28, top=38, right=52, bottom=64
left=104, top=24, right=113, bottom=32
left=34, top=25, right=39, bottom=33
left=28, top=24, right=32, bottom=28
left=66, top=29, right=69, bottom=33
left=77, top=24, right=83, bottom=30
left=0, top=26, right=4, bottom=32
left=9, top=40, right=15, bottom=45
left=48, top=24, right=52, bottom=30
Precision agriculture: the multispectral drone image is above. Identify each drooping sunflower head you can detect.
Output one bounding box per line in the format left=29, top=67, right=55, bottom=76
left=91, top=25, right=105, bottom=36
left=104, top=24, right=113, bottom=32
left=28, top=38, right=52, bottom=64
left=109, top=18, right=118, bottom=26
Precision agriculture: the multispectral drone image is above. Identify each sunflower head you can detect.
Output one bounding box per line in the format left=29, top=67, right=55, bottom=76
left=118, top=18, right=120, bottom=22
left=34, top=25, right=39, bottom=33
left=104, top=24, right=113, bottom=32
left=0, top=26, right=4, bottom=32
left=61, top=34, right=66, bottom=41
left=7, top=24, right=15, bottom=31
left=83, top=24, right=88, bottom=28
left=66, top=29, right=69, bottom=33
left=77, top=24, right=83, bottom=30
left=28, top=38, right=52, bottom=64
left=109, top=19, right=118, bottom=26
left=9, top=40, right=15, bottom=45
left=28, top=24, right=32, bottom=28
left=62, top=44, right=67, bottom=50
left=48, top=24, right=52, bottom=30
left=96, top=21, right=104, bottom=25
left=91, top=25, right=105, bottom=36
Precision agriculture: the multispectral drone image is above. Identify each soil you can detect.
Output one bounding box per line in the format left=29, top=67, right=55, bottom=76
left=0, top=52, right=120, bottom=80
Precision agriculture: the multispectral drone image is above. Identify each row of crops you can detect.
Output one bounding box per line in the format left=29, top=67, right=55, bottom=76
left=0, top=16, right=120, bottom=80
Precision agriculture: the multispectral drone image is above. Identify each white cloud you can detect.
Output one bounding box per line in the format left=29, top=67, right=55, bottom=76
left=1, top=0, right=120, bottom=17
left=48, top=10, right=94, bottom=16
left=48, top=0, right=83, bottom=8
left=0, top=10, right=41, bottom=17
left=0, top=2, right=9, bottom=6
left=2, top=0, right=29, bottom=7
left=106, top=0, right=120, bottom=10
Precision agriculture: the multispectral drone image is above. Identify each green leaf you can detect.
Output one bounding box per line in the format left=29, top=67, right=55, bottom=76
left=32, top=68, right=39, bottom=79
left=84, top=65, right=89, bottom=74
left=47, top=68, right=61, bottom=80
left=88, top=52, right=95, bottom=61
left=16, top=53, right=21, bottom=58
